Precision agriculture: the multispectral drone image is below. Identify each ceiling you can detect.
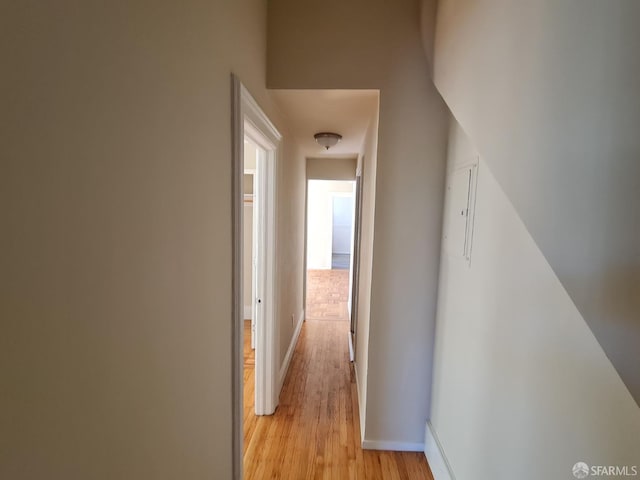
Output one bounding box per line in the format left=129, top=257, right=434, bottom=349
left=271, top=89, right=379, bottom=160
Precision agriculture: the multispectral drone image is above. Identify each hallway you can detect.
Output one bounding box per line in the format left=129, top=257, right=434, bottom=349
left=243, top=271, right=433, bottom=479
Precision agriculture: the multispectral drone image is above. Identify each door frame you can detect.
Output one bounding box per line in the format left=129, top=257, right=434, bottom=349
left=349, top=166, right=364, bottom=360
left=231, top=74, right=281, bottom=479
left=303, top=178, right=360, bottom=336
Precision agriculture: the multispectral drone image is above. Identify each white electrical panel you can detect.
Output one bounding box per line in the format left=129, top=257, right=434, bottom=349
left=444, top=163, right=478, bottom=263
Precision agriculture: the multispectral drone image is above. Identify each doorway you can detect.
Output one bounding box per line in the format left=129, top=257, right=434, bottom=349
left=232, top=75, right=281, bottom=480
left=305, top=180, right=356, bottom=326
left=242, top=137, right=265, bottom=370
left=243, top=120, right=277, bottom=418
left=331, top=194, right=354, bottom=270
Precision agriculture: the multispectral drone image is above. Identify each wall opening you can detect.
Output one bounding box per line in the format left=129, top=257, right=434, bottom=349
left=306, top=179, right=356, bottom=323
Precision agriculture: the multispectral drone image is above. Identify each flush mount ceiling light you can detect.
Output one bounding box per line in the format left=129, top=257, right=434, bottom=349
left=314, top=132, right=342, bottom=150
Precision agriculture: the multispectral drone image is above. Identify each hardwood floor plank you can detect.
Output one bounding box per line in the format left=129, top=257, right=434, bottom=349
left=243, top=270, right=434, bottom=479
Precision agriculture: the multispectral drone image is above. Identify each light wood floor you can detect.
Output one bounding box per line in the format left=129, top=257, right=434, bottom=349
left=244, top=320, right=255, bottom=367
left=243, top=270, right=433, bottom=479
left=306, top=269, right=350, bottom=321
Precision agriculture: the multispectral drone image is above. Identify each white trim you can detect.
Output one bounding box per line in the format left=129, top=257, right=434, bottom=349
left=346, top=182, right=357, bottom=317
left=302, top=181, right=308, bottom=317
left=242, top=84, right=281, bottom=145
left=230, top=73, right=243, bottom=480
left=424, top=422, right=455, bottom=480
left=256, top=145, right=278, bottom=415
left=348, top=331, right=354, bottom=362
left=278, top=310, right=304, bottom=392
left=231, top=73, right=281, bottom=479
left=362, top=440, right=425, bottom=452
left=244, top=305, right=252, bottom=320
left=250, top=160, right=258, bottom=352
left=354, top=363, right=365, bottom=443
left=240, top=86, right=281, bottom=417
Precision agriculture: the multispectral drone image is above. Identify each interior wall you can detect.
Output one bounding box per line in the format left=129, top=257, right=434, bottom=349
left=243, top=174, right=254, bottom=195
left=433, top=0, right=640, bottom=402
left=306, top=157, right=357, bottom=181
left=268, top=0, right=450, bottom=447
left=276, top=136, right=306, bottom=367
left=431, top=117, right=640, bottom=480
left=244, top=141, right=257, bottom=170
left=0, top=1, right=305, bottom=478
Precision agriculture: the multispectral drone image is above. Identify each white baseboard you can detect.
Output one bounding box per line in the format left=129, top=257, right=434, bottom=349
left=424, top=422, right=454, bottom=480
left=354, top=365, right=365, bottom=444
left=243, top=305, right=252, bottom=320
left=278, top=310, right=304, bottom=393
left=348, top=331, right=354, bottom=362
left=362, top=440, right=425, bottom=452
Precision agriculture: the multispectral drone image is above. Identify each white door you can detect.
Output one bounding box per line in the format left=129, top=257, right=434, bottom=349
left=252, top=147, right=266, bottom=351
left=349, top=176, right=363, bottom=359
left=251, top=170, right=259, bottom=350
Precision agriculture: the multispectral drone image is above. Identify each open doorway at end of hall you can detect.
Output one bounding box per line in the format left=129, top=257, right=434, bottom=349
left=305, top=179, right=356, bottom=324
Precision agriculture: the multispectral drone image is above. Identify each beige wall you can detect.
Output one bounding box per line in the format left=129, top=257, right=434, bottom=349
left=429, top=0, right=640, bottom=476
left=244, top=141, right=257, bottom=171
left=269, top=0, right=450, bottom=446
left=276, top=136, right=306, bottom=367
left=243, top=174, right=254, bottom=195
left=306, top=157, right=357, bottom=181
left=0, top=1, right=305, bottom=478
left=433, top=0, right=640, bottom=402
left=431, top=117, right=640, bottom=480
